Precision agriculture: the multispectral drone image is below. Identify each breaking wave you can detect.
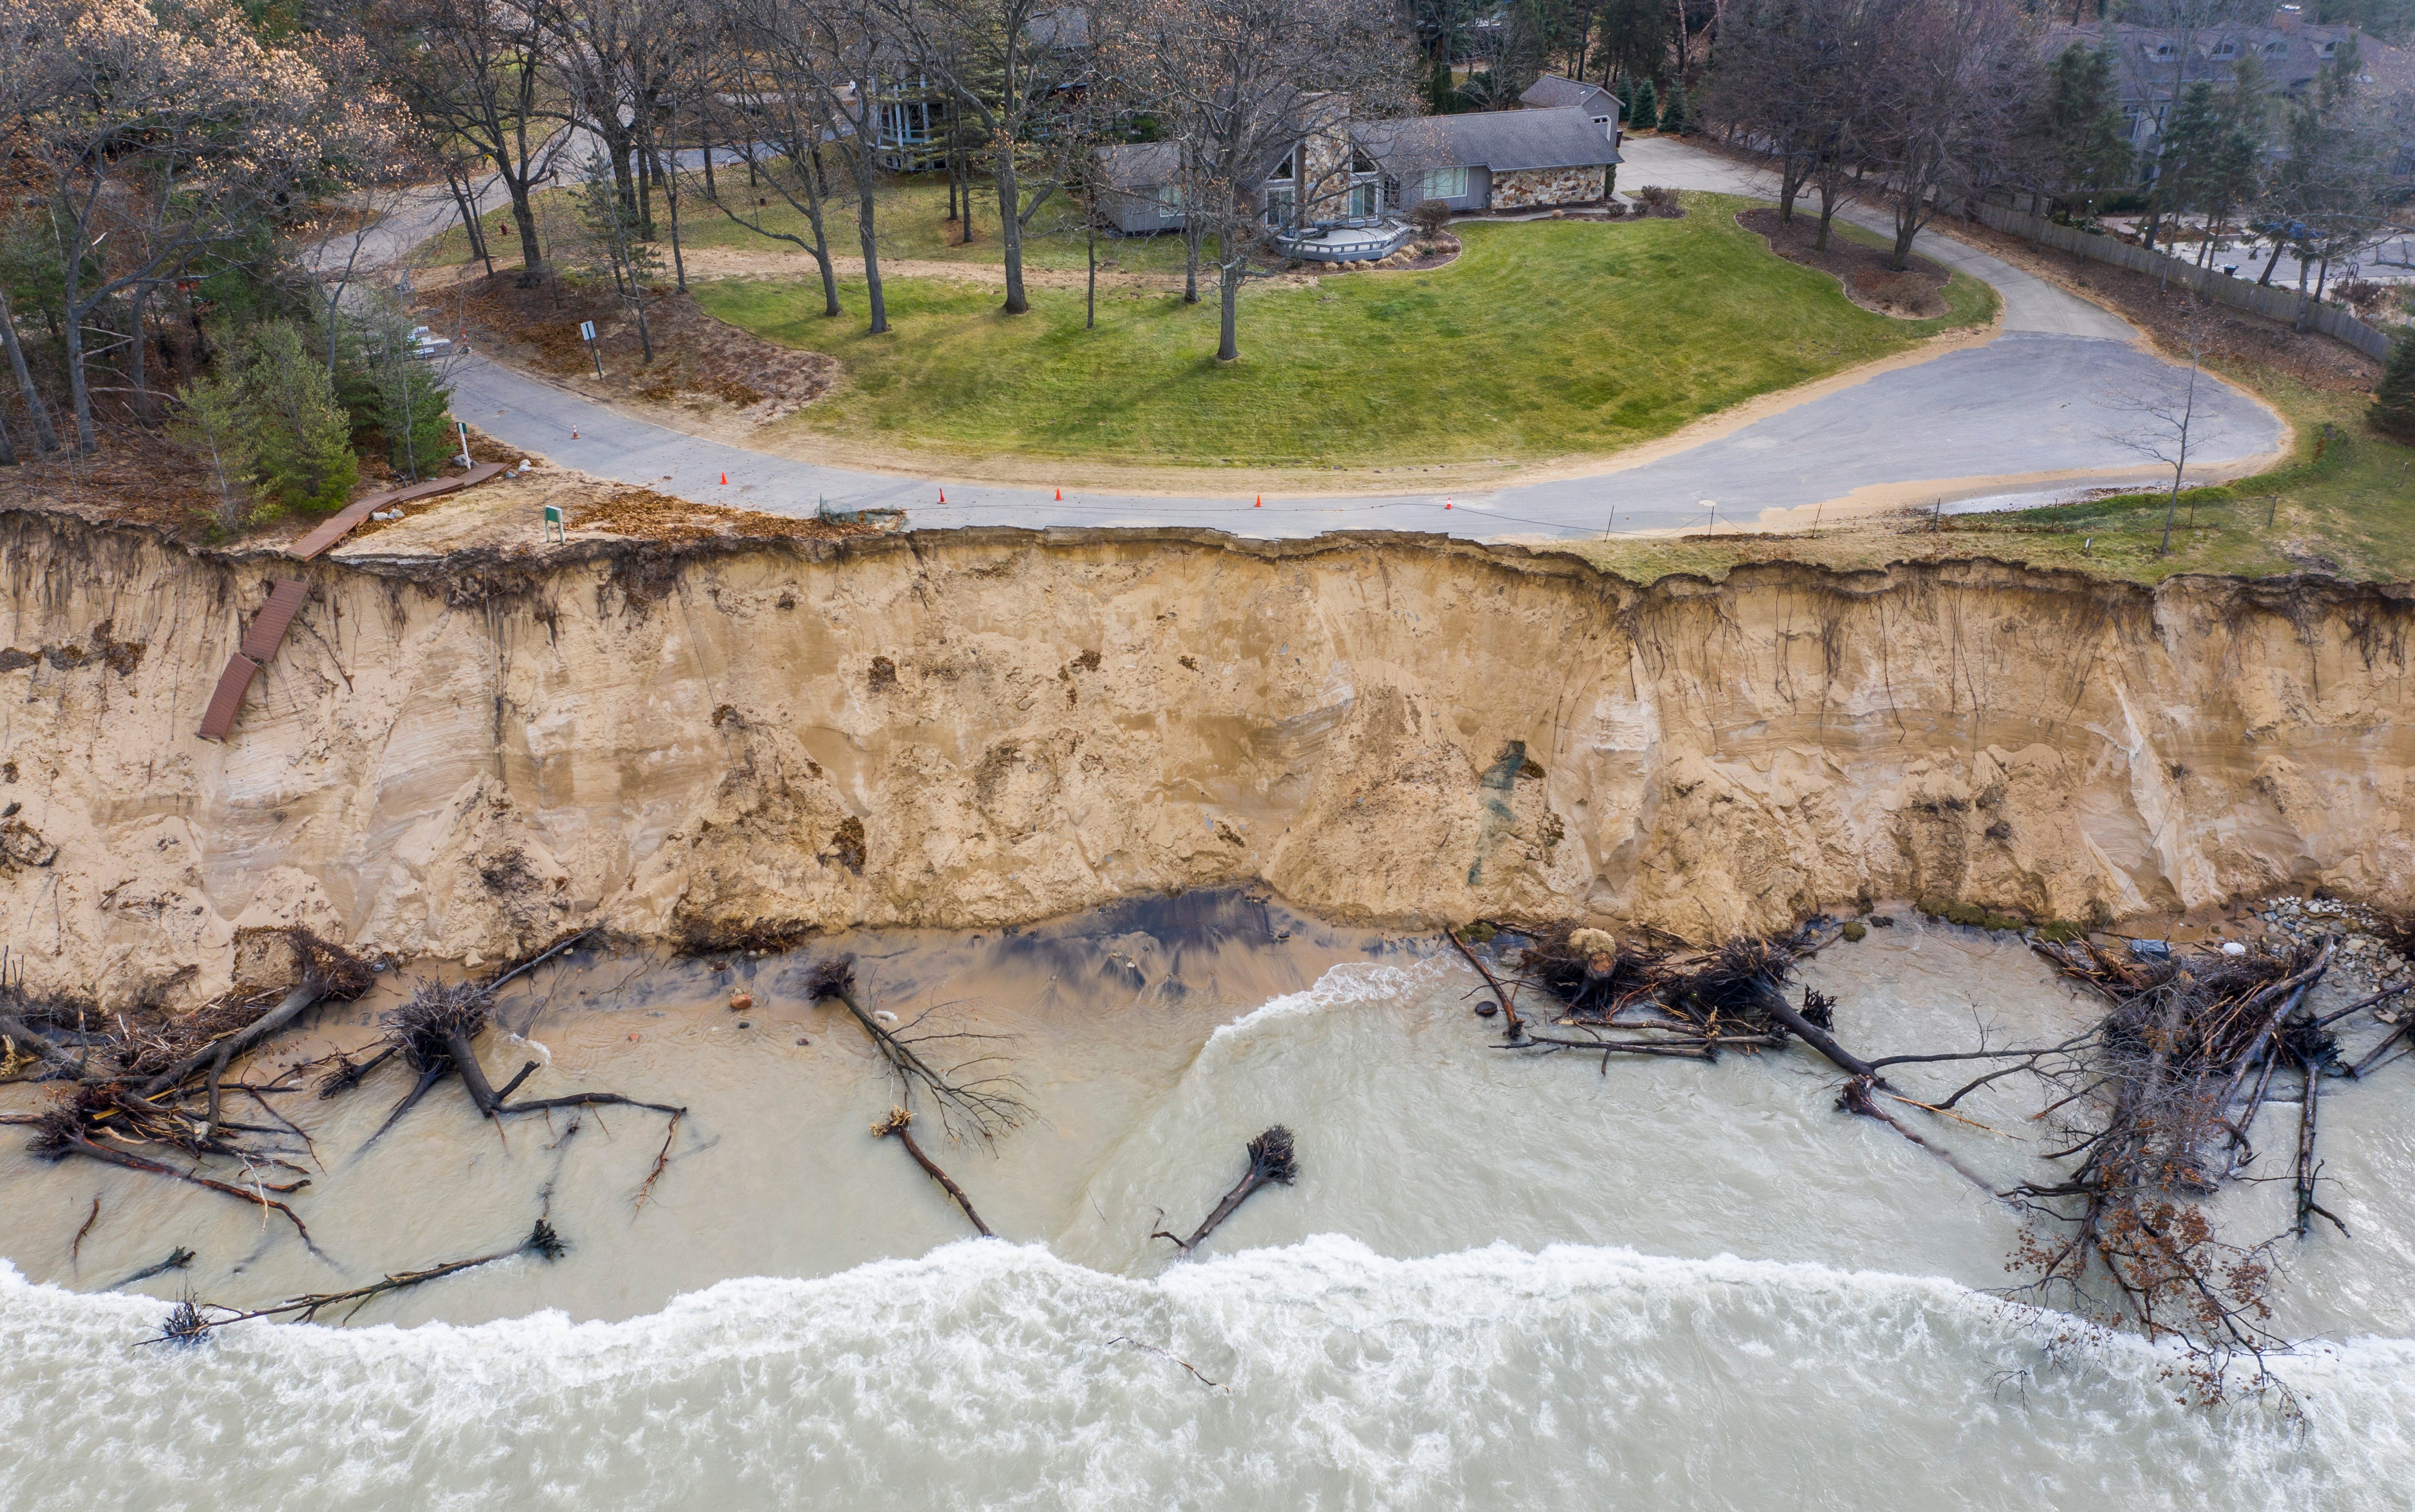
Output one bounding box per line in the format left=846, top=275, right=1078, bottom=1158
left=4, top=1236, right=2410, bottom=1510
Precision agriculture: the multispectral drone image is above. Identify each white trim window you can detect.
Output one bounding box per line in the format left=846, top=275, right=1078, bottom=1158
left=1156, top=184, right=1183, bottom=219
left=1425, top=165, right=1469, bottom=199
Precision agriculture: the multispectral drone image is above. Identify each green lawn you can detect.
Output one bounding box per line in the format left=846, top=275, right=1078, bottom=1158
left=431, top=173, right=1210, bottom=276
left=692, top=193, right=1995, bottom=471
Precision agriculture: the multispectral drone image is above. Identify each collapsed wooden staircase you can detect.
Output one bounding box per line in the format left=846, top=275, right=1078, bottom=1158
left=197, top=463, right=510, bottom=742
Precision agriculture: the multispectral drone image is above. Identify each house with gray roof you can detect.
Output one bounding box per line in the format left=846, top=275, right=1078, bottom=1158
left=1519, top=72, right=1625, bottom=151
left=1095, top=99, right=1622, bottom=239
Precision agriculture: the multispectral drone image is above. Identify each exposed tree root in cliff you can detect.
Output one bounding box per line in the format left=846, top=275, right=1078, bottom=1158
left=142, top=1219, right=567, bottom=1342
left=871, top=1106, right=995, bottom=1237
left=1153, top=1126, right=1298, bottom=1258
left=347, top=980, right=687, bottom=1207
left=807, top=956, right=1029, bottom=1141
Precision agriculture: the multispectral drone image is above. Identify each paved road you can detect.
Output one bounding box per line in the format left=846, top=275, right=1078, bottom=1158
left=445, top=136, right=2283, bottom=543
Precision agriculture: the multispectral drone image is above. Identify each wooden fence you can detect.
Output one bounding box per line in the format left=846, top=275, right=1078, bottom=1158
left=1967, top=200, right=2394, bottom=362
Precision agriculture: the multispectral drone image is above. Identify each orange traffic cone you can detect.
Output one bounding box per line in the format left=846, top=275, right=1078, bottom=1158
left=571, top=428, right=579, bottom=439
left=1444, top=498, right=1453, bottom=510
left=719, top=472, right=728, bottom=485
left=939, top=489, right=946, bottom=503
left=1254, top=495, right=1262, bottom=507
left=1055, top=487, right=1063, bottom=500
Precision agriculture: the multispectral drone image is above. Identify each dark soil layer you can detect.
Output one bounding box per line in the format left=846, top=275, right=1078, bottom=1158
left=1955, top=218, right=2383, bottom=392
left=1738, top=207, right=1950, bottom=319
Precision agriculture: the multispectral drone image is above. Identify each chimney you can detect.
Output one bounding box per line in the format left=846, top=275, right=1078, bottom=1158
left=2273, top=3, right=2302, bottom=29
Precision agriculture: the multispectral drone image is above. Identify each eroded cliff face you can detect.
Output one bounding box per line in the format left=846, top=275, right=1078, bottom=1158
left=4, top=511, right=2412, bottom=1008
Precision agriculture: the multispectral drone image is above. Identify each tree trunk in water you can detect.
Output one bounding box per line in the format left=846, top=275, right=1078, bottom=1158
left=995, top=145, right=1029, bottom=315
left=1217, top=260, right=1242, bottom=362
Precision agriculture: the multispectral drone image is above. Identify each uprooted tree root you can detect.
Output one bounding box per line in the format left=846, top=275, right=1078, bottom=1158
left=2, top=1080, right=319, bottom=1243
left=807, top=956, right=1029, bottom=1141
left=144, top=1218, right=568, bottom=1343
left=871, top=1106, right=994, bottom=1237
left=1153, top=1126, right=1298, bottom=1257
left=1997, top=938, right=2337, bottom=1372
left=357, top=976, right=687, bottom=1207
left=1476, top=913, right=2378, bottom=1380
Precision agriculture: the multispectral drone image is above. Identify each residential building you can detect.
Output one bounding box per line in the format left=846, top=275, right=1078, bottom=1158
left=1518, top=72, right=1625, bottom=153
left=1094, top=99, right=1621, bottom=237
left=2044, top=7, right=2413, bottom=172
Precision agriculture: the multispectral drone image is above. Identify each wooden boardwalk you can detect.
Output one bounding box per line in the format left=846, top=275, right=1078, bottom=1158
left=200, top=463, right=511, bottom=741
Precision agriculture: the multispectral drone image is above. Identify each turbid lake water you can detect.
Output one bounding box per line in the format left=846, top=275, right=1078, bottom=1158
left=5, top=892, right=2413, bottom=1509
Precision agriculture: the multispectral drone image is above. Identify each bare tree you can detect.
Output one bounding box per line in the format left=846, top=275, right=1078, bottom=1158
left=1705, top=0, right=1877, bottom=240
left=878, top=0, right=1096, bottom=316
left=1108, top=0, right=1419, bottom=363
left=699, top=0, right=849, bottom=319
left=2102, top=296, right=2224, bottom=556
left=380, top=0, right=570, bottom=283
left=1858, top=0, right=2033, bottom=271
left=0, top=0, right=399, bottom=450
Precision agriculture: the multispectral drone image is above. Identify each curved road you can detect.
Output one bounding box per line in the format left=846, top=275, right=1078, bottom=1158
left=444, top=136, right=2282, bottom=542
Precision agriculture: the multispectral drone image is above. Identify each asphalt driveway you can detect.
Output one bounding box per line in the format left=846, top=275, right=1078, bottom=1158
left=445, top=136, right=2284, bottom=543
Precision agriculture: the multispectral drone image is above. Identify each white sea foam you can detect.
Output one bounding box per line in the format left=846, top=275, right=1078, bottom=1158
left=1207, top=956, right=1454, bottom=1044
left=5, top=1238, right=2411, bottom=1510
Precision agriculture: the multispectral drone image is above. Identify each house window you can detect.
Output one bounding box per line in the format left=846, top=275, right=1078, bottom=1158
left=1425, top=166, right=1469, bottom=199
left=1592, top=113, right=1613, bottom=138
left=1349, top=180, right=1377, bottom=218
left=1352, top=149, right=1377, bottom=174
left=1157, top=184, right=1183, bottom=218
left=1264, top=185, right=1296, bottom=227
left=2211, top=39, right=2237, bottom=58
left=2152, top=41, right=2173, bottom=58
left=1267, top=150, right=1295, bottom=181
left=2317, top=40, right=2337, bottom=56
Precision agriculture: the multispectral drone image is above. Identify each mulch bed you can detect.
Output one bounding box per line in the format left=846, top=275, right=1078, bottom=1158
left=446, top=273, right=837, bottom=422
left=1739, top=207, right=1950, bottom=319
left=558, top=486, right=888, bottom=546
left=1953, top=218, right=2383, bottom=393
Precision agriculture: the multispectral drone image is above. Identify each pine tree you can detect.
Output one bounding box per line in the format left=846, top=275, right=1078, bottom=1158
left=166, top=374, right=260, bottom=534
left=2373, top=329, right=2415, bottom=444
left=1632, top=78, right=1659, bottom=132
left=1659, top=83, right=1688, bottom=136
left=243, top=321, right=357, bottom=513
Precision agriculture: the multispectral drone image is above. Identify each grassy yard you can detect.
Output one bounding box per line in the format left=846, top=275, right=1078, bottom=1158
left=690, top=193, right=1994, bottom=471
left=431, top=174, right=1210, bottom=276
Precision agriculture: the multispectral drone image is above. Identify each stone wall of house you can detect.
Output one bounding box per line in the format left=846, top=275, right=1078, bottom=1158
left=1300, top=95, right=1356, bottom=220
left=1490, top=166, right=1607, bottom=209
